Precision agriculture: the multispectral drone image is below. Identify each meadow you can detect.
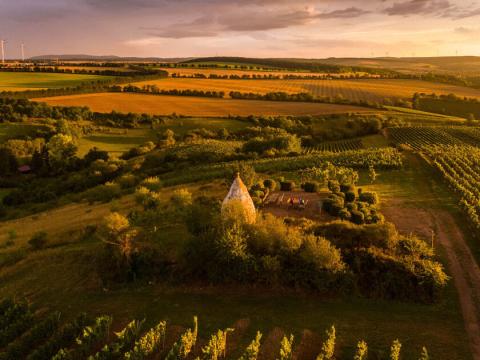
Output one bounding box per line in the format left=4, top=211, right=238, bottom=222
left=0, top=72, right=112, bottom=91
left=132, top=77, right=480, bottom=102
left=33, top=93, right=372, bottom=116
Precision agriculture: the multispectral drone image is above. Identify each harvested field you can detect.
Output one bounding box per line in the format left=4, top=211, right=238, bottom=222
left=34, top=93, right=372, bottom=117
left=131, top=78, right=480, bottom=102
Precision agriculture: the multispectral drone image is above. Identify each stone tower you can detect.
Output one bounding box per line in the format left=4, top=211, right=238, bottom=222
left=221, top=172, right=256, bottom=224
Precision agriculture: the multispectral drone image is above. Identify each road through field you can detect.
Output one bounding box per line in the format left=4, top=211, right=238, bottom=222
left=380, top=154, right=480, bottom=360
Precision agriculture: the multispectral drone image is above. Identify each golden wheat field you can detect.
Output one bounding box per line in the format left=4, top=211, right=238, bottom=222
left=131, top=78, right=480, bottom=102
left=34, top=93, right=372, bottom=116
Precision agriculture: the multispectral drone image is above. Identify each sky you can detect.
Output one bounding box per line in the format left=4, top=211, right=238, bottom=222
left=0, top=0, right=479, bottom=59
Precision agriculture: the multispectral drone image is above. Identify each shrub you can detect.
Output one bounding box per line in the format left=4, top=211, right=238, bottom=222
left=345, top=191, right=356, bottom=202
left=280, top=181, right=295, bottom=191
left=299, top=235, right=345, bottom=273
left=263, top=179, right=277, bottom=191
left=359, top=191, right=378, bottom=205
left=28, top=231, right=48, bottom=250
left=351, top=211, right=365, bottom=225
left=340, top=184, right=355, bottom=193
left=303, top=182, right=319, bottom=193
left=327, top=180, right=340, bottom=193
left=141, top=177, right=162, bottom=191
left=338, top=209, right=351, bottom=220
left=247, top=214, right=303, bottom=255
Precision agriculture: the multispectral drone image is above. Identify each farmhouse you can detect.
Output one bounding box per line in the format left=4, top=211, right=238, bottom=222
left=222, top=172, right=256, bottom=224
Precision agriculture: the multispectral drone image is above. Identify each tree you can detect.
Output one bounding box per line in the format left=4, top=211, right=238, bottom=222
left=47, top=134, right=77, bottom=170
left=84, top=147, right=109, bottom=165
left=101, top=212, right=138, bottom=264
left=368, top=165, right=377, bottom=183
left=0, top=147, right=18, bottom=176
left=158, top=129, right=176, bottom=147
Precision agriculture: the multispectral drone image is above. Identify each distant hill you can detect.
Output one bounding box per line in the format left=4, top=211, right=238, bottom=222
left=182, top=56, right=480, bottom=76
left=28, top=54, right=193, bottom=62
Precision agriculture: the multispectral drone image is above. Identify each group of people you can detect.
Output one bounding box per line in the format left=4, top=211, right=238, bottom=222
left=287, top=197, right=307, bottom=209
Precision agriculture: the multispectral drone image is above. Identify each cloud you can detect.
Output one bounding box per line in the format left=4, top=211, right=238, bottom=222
left=316, top=7, right=370, bottom=19
left=384, top=0, right=452, bottom=16
left=454, top=26, right=476, bottom=34
left=140, top=6, right=370, bottom=38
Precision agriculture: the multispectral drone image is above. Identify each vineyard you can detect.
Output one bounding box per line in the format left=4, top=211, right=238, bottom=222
left=0, top=298, right=431, bottom=360
left=131, top=78, right=480, bottom=103
left=423, top=145, right=480, bottom=234
left=157, top=148, right=404, bottom=187
left=387, top=126, right=480, bottom=150
left=303, top=139, right=363, bottom=153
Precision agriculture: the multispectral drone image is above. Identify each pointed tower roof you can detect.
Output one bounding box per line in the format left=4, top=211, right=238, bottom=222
left=222, top=172, right=256, bottom=224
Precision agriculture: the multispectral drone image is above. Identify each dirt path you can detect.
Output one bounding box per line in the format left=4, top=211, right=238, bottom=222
left=382, top=199, right=480, bottom=359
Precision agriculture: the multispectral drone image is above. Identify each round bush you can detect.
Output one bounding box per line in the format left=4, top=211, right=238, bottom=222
left=359, top=191, right=379, bottom=205
left=345, top=191, right=356, bottom=203
left=303, top=182, right=319, bottom=193
left=340, top=184, right=355, bottom=193
left=280, top=181, right=295, bottom=191
left=338, top=208, right=351, bottom=220
left=351, top=210, right=365, bottom=225
left=263, top=179, right=277, bottom=191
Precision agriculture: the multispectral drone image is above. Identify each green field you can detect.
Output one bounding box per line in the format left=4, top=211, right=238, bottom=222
left=0, top=171, right=472, bottom=359
left=0, top=123, right=46, bottom=142
left=0, top=72, right=113, bottom=91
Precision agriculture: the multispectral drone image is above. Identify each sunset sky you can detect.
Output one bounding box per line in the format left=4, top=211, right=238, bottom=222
left=1, top=0, right=479, bottom=59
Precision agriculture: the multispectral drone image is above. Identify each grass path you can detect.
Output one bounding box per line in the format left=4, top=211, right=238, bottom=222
left=378, top=153, right=480, bottom=359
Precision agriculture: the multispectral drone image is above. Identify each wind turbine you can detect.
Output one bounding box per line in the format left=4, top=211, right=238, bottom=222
left=0, top=39, right=5, bottom=64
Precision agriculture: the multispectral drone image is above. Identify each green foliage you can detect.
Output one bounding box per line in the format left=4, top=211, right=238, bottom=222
left=280, top=181, right=295, bottom=191
left=278, top=334, right=294, bottom=360
left=238, top=332, right=262, bottom=360
left=165, top=316, right=198, bottom=360
left=26, top=313, right=89, bottom=360
left=359, top=191, right=379, bottom=205
left=28, top=231, right=48, bottom=250
left=202, top=328, right=234, bottom=360
left=90, top=319, right=145, bottom=359
left=0, top=311, right=61, bottom=360
left=419, top=346, right=429, bottom=360
left=390, top=339, right=402, bottom=360
left=124, top=321, right=167, bottom=359
left=354, top=340, right=368, bottom=360
left=316, top=326, right=336, bottom=360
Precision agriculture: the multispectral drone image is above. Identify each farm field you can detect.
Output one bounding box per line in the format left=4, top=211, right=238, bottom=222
left=0, top=72, right=112, bottom=91
left=157, top=67, right=366, bottom=78
left=33, top=93, right=373, bottom=116
left=131, top=77, right=480, bottom=102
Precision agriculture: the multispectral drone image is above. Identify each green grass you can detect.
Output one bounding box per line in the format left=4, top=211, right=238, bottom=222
left=77, top=128, right=157, bottom=156
left=76, top=118, right=248, bottom=156
left=0, top=239, right=469, bottom=359
left=0, top=72, right=113, bottom=91
left=0, top=123, right=46, bottom=142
